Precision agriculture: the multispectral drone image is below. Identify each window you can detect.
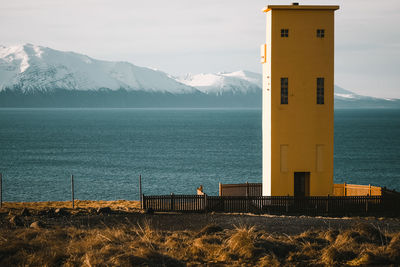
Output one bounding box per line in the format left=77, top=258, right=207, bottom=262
left=281, top=29, right=289, bottom=37
left=317, top=29, right=325, bottom=38
left=281, top=78, right=288, bottom=104
left=317, top=77, right=324, bottom=104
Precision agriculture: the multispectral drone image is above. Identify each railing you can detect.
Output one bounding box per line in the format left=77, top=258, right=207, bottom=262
left=219, top=182, right=262, bottom=196
left=219, top=182, right=391, bottom=197
left=142, top=194, right=206, bottom=212
left=382, top=187, right=400, bottom=197
left=142, top=194, right=400, bottom=216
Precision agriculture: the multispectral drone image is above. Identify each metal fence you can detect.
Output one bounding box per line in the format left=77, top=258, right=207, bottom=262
left=142, top=194, right=400, bottom=216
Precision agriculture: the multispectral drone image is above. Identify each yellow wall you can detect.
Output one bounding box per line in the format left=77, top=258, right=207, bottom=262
left=262, top=5, right=339, bottom=196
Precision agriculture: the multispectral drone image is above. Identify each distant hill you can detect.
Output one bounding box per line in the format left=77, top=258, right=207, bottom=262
left=0, top=44, right=398, bottom=108
left=177, top=70, right=261, bottom=95
left=334, top=85, right=400, bottom=109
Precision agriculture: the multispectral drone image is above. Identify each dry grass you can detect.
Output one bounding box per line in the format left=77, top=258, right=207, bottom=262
left=0, top=203, right=399, bottom=266
left=1, top=222, right=399, bottom=266
left=1, top=200, right=140, bottom=211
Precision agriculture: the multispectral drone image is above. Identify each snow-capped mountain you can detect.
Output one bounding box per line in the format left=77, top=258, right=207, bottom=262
left=177, top=70, right=261, bottom=95
left=334, top=85, right=361, bottom=100
left=0, top=44, right=398, bottom=108
left=333, top=85, right=400, bottom=108
left=0, top=43, right=196, bottom=94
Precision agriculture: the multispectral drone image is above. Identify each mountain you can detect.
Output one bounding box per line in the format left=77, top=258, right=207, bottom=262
left=334, top=85, right=400, bottom=109
left=0, top=44, right=398, bottom=108
left=177, top=70, right=261, bottom=95
left=0, top=44, right=260, bottom=107
left=0, top=43, right=196, bottom=94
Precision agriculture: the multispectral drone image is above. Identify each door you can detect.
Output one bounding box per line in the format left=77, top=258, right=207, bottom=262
left=294, top=172, right=310, bottom=197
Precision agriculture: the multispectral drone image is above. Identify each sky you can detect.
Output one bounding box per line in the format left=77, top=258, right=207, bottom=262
left=1, top=0, right=399, bottom=98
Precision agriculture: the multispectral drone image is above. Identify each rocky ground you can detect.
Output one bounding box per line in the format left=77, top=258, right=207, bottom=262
left=2, top=200, right=400, bottom=233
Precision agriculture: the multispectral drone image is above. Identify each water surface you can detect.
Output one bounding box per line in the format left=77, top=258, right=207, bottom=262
left=0, top=108, right=399, bottom=201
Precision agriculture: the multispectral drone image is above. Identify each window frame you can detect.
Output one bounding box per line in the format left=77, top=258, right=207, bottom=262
left=317, top=29, right=325, bottom=38
left=281, top=29, right=289, bottom=37
left=281, top=77, right=289, bottom=105
left=317, top=77, right=324, bottom=105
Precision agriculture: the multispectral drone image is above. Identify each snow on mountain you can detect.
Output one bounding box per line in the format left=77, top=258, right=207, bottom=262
left=333, top=85, right=400, bottom=108
left=0, top=44, right=196, bottom=94
left=334, top=85, right=367, bottom=100
left=0, top=44, right=398, bottom=109
left=177, top=70, right=262, bottom=95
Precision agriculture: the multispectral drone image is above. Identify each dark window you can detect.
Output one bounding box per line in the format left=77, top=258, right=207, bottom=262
left=317, top=77, right=324, bottom=104
left=281, top=78, right=288, bottom=104
left=281, top=29, right=289, bottom=37
left=317, top=29, right=325, bottom=38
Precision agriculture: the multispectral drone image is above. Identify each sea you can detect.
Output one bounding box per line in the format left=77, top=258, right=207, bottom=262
left=0, top=108, right=399, bottom=202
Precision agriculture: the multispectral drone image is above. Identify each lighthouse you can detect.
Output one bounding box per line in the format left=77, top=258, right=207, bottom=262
left=261, top=3, right=339, bottom=196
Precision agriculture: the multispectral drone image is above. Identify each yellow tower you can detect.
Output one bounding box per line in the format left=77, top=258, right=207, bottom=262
left=261, top=3, right=339, bottom=196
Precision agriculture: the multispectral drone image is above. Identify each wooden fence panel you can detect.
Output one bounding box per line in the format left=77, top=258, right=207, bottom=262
left=142, top=194, right=400, bottom=216
left=219, top=183, right=262, bottom=196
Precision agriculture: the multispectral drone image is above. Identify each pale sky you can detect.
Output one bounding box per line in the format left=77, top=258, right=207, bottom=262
left=1, top=0, right=399, bottom=98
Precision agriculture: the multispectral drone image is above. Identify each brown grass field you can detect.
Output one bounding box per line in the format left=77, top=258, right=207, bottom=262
left=1, top=200, right=400, bottom=266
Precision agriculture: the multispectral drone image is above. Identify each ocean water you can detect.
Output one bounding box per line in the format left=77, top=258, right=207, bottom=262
left=0, top=108, right=399, bottom=201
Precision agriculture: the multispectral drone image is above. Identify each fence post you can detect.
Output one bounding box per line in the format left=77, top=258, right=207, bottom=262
left=170, top=193, right=174, bottom=211
left=142, top=194, right=146, bottom=210
left=245, top=182, right=249, bottom=212
left=139, top=174, right=143, bottom=209
left=344, top=182, right=347, bottom=196
left=286, top=194, right=289, bottom=213
left=366, top=194, right=369, bottom=214
left=0, top=173, right=2, bottom=208
left=204, top=193, right=207, bottom=212
left=219, top=183, right=222, bottom=196
left=71, top=175, right=74, bottom=209
left=326, top=194, right=329, bottom=214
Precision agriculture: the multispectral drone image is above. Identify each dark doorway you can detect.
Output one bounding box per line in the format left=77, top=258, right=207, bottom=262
left=294, top=172, right=310, bottom=197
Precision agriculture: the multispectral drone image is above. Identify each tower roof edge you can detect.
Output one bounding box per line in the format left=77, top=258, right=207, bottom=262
left=262, top=5, right=339, bottom=12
